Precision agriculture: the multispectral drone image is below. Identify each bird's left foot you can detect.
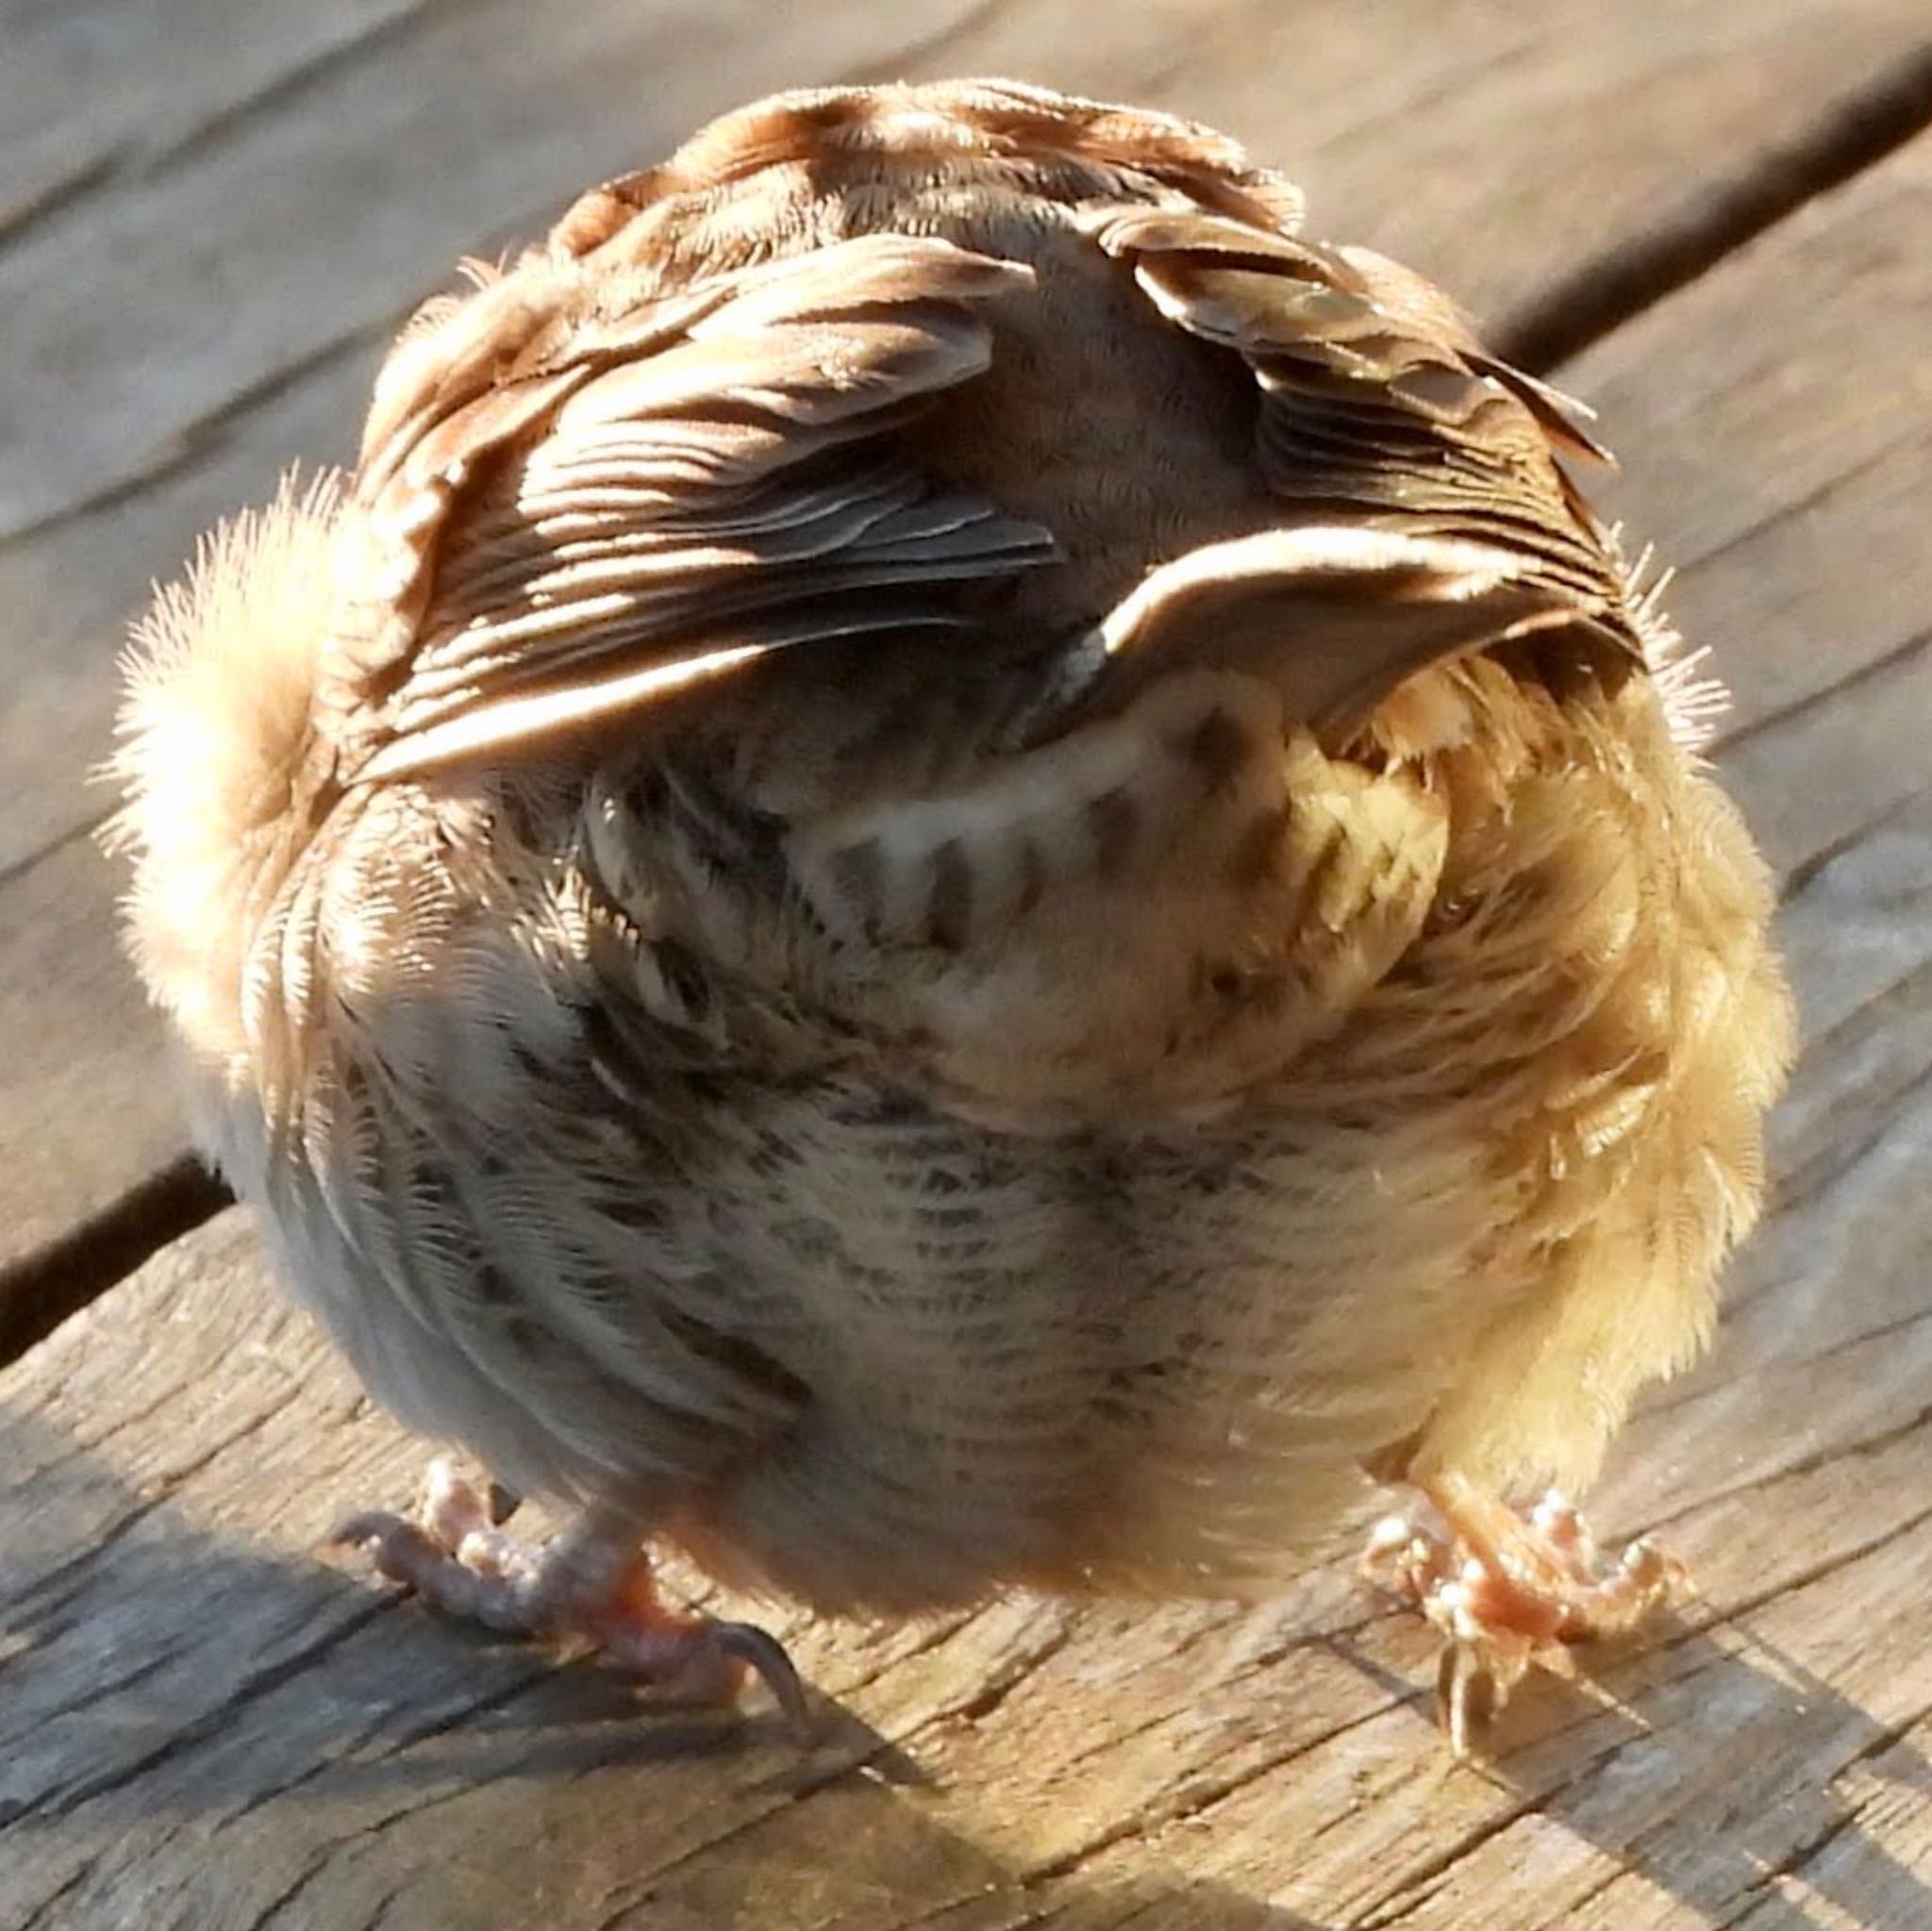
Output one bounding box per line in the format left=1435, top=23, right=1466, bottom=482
left=1361, top=1471, right=1686, bottom=1756
left=330, top=1459, right=814, bottom=1737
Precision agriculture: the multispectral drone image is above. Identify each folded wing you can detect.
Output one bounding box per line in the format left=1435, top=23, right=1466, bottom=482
left=317, top=233, right=1058, bottom=783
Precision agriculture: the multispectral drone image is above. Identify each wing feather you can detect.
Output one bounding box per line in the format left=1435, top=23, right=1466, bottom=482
left=321, top=234, right=1057, bottom=780
left=1052, top=204, right=1644, bottom=732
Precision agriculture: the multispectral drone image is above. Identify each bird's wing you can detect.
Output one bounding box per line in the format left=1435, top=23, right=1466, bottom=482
left=1028, top=205, right=1644, bottom=739
left=316, top=232, right=1056, bottom=784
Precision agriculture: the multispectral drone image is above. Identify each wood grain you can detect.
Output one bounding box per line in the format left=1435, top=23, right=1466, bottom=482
left=1566, top=130, right=1932, bottom=888
left=0, top=0, right=429, bottom=235
left=5, top=0, right=1932, bottom=1294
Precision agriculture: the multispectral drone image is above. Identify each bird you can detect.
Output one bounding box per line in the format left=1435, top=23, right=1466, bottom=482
left=110, top=77, right=1793, bottom=1749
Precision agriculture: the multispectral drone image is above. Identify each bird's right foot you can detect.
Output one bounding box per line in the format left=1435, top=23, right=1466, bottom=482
left=330, top=1459, right=814, bottom=1736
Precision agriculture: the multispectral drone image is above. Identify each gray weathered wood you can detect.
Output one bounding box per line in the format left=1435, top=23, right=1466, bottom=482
left=6, top=0, right=1932, bottom=1292
left=0, top=0, right=428, bottom=232
left=1566, top=129, right=1932, bottom=888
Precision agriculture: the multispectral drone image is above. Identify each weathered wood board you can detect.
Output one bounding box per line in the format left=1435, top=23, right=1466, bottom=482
left=7, top=1179, right=1927, bottom=1931
left=6, top=0, right=1932, bottom=1299
left=5, top=3, right=1932, bottom=1925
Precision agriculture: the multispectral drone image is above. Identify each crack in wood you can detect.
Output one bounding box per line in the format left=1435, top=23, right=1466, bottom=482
left=1351, top=1794, right=1550, bottom=1928
left=138, top=4, right=444, bottom=182
left=1637, top=1298, right=1932, bottom=1430
left=202, top=1651, right=562, bottom=1853
left=1716, top=624, right=1932, bottom=761
left=1765, top=1052, right=1932, bottom=1234
left=1777, top=777, right=1932, bottom=903
left=1670, top=1497, right=1932, bottom=1651
left=0, top=1154, right=233, bottom=1368
left=25, top=1595, right=394, bottom=1823
left=1640, top=1402, right=1932, bottom=1543
left=240, top=1750, right=522, bottom=1929
left=0, top=325, right=375, bottom=552
left=1533, top=1690, right=1932, bottom=1928
left=1498, top=38, right=1932, bottom=375
left=945, top=1621, right=1081, bottom=1727
left=820, top=1608, right=989, bottom=1708
left=1673, top=418, right=1930, bottom=591
left=0, top=6, right=442, bottom=267
left=14, top=1856, right=98, bottom=1931
left=1727, top=1694, right=1932, bottom=1919
left=1018, top=1690, right=1424, bottom=1893
left=0, top=149, right=129, bottom=252
left=0, top=1646, right=177, bottom=1746
left=0, top=810, right=114, bottom=895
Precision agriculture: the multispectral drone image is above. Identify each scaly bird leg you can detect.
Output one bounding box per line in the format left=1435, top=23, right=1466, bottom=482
left=1361, top=1470, right=1685, bottom=1756
left=331, top=1460, right=813, bottom=1737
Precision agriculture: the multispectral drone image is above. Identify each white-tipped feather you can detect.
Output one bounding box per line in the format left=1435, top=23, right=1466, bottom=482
left=1613, top=529, right=1731, bottom=752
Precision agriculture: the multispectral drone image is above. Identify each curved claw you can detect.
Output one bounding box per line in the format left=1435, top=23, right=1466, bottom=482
left=711, top=1619, right=818, bottom=1742
left=322, top=1463, right=819, bottom=1745
left=326, top=1507, right=414, bottom=1551
left=1436, top=1640, right=1500, bottom=1760
left=1369, top=1477, right=1686, bottom=1756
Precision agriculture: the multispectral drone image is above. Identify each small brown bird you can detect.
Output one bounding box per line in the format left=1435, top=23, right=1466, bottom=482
left=113, top=79, right=1792, bottom=1746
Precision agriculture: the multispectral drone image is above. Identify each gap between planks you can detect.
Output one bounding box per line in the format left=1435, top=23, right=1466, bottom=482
left=1493, top=34, right=1932, bottom=368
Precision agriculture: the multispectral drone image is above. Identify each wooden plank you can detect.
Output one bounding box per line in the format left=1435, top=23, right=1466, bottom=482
left=919, top=0, right=1932, bottom=331
left=7, top=120, right=1932, bottom=1928
left=0, top=834, right=187, bottom=1302
left=1562, top=131, right=1932, bottom=886
left=5, top=0, right=1932, bottom=1295
left=0, top=0, right=428, bottom=234
left=13, top=0, right=1932, bottom=544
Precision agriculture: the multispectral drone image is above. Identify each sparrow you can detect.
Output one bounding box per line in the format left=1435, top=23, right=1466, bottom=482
left=111, top=78, right=1793, bottom=1747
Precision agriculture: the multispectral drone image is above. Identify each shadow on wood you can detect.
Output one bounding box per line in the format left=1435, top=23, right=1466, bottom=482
left=6, top=1318, right=1929, bottom=1931
left=0, top=1380, right=1325, bottom=1927
left=1329, top=1613, right=1932, bottom=1927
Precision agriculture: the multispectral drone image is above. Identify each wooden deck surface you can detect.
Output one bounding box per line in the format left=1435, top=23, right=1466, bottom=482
left=5, top=3, right=1932, bottom=1925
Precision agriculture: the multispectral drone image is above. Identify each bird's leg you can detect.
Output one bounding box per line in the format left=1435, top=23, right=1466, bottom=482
left=1361, top=1470, right=1684, bottom=1756
left=331, top=1459, right=813, bottom=1734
